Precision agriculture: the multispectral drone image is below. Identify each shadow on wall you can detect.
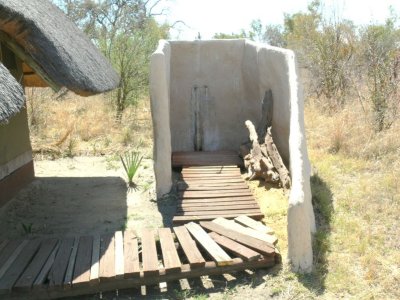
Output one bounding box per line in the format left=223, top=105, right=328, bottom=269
left=297, top=173, right=334, bottom=295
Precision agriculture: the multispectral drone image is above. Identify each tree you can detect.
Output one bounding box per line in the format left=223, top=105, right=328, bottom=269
left=360, top=20, right=400, bottom=131
left=284, top=1, right=356, bottom=109
left=54, top=0, right=169, bottom=120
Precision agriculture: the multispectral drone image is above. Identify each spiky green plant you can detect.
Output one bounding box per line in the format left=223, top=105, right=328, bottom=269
left=120, top=151, right=143, bottom=187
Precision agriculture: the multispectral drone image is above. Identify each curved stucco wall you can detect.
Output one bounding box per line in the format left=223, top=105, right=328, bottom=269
left=150, top=39, right=315, bottom=273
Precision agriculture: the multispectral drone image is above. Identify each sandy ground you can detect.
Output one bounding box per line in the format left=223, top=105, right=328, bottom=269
left=0, top=156, right=176, bottom=240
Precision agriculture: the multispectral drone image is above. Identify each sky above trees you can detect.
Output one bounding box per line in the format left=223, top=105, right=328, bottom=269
left=157, top=0, right=400, bottom=39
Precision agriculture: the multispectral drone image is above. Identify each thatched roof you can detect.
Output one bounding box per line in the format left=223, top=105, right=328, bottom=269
left=0, top=63, right=24, bottom=123
left=0, top=0, right=119, bottom=96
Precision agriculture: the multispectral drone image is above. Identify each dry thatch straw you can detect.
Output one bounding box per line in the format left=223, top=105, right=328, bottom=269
left=0, top=63, right=24, bottom=123
left=0, top=0, right=119, bottom=96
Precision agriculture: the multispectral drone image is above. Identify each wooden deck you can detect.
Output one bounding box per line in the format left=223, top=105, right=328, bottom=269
left=173, top=165, right=264, bottom=224
left=0, top=217, right=279, bottom=299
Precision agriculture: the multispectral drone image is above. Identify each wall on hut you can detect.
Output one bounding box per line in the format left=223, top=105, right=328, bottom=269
left=0, top=43, right=34, bottom=206
left=150, top=39, right=315, bottom=273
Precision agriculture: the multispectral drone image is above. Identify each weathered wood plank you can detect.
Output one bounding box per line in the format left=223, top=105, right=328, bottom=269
left=185, top=222, right=232, bottom=266
left=123, top=231, right=140, bottom=278
left=63, top=237, right=79, bottom=288
left=180, top=196, right=255, bottom=203
left=208, top=232, right=261, bottom=261
left=173, top=226, right=205, bottom=268
left=172, top=151, right=243, bottom=167
left=181, top=178, right=244, bottom=184
left=141, top=228, right=159, bottom=276
left=213, top=218, right=277, bottom=245
left=0, top=240, right=26, bottom=281
left=0, top=239, right=41, bottom=294
left=179, top=201, right=256, bottom=208
left=33, top=241, right=60, bottom=289
left=179, top=185, right=249, bottom=191
left=99, top=233, right=115, bottom=281
left=177, top=204, right=259, bottom=212
left=175, top=209, right=262, bottom=216
left=89, top=235, right=100, bottom=284
left=234, top=215, right=274, bottom=234
left=114, top=231, right=124, bottom=279
left=14, top=238, right=58, bottom=291
left=180, top=190, right=252, bottom=199
left=72, top=236, right=93, bottom=287
left=173, top=213, right=263, bottom=224
left=200, top=221, right=275, bottom=256
left=48, top=237, right=74, bottom=288
left=158, top=228, right=181, bottom=274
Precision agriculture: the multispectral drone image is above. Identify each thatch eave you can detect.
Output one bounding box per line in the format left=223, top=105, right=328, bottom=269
left=0, top=63, right=24, bottom=123
left=0, top=0, right=120, bottom=96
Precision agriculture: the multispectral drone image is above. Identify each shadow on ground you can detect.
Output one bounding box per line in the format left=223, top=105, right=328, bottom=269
left=297, top=173, right=334, bottom=295
left=0, top=176, right=127, bottom=239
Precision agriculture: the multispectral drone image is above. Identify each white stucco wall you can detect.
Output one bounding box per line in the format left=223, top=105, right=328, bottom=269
left=150, top=39, right=315, bottom=273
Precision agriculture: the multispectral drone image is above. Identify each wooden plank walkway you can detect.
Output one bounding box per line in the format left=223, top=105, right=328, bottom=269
left=173, top=165, right=264, bottom=225
left=0, top=217, right=279, bottom=299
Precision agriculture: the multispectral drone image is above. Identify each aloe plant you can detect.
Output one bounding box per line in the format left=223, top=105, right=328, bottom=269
left=120, top=151, right=143, bottom=187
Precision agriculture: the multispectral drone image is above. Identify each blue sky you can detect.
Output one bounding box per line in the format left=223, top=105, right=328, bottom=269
left=156, top=0, right=400, bottom=40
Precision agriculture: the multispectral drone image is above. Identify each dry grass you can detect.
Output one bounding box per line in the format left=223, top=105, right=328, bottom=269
left=26, top=88, right=153, bottom=159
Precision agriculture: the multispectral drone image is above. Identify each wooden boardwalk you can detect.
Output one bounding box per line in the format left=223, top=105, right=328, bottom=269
left=173, top=165, right=264, bottom=225
left=0, top=217, right=279, bottom=299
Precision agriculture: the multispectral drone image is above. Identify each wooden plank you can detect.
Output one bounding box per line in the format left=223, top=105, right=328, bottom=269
left=208, top=232, right=261, bottom=261
left=182, top=174, right=241, bottom=179
left=99, top=233, right=115, bottom=281
left=213, top=218, right=277, bottom=245
left=63, top=237, right=79, bottom=288
left=179, top=196, right=255, bottom=203
left=114, top=231, right=124, bottom=279
left=141, top=228, right=159, bottom=276
left=235, top=215, right=275, bottom=234
left=180, top=185, right=249, bottom=192
left=177, top=204, right=259, bottom=212
left=89, top=235, right=100, bottom=284
left=180, top=190, right=252, bottom=199
left=179, top=200, right=257, bottom=207
left=181, top=178, right=243, bottom=184
left=72, top=236, right=93, bottom=287
left=175, top=209, right=262, bottom=216
left=173, top=213, right=263, bottom=224
left=184, top=166, right=238, bottom=170
left=0, top=240, right=26, bottom=280
left=177, top=182, right=248, bottom=189
left=158, top=228, right=181, bottom=274
left=14, top=238, right=58, bottom=291
left=200, top=221, right=275, bottom=256
left=123, top=231, right=140, bottom=278
left=173, top=226, right=205, bottom=268
left=33, top=241, right=60, bottom=289
left=48, top=237, right=74, bottom=288
left=185, top=222, right=232, bottom=266
left=0, top=239, right=41, bottom=294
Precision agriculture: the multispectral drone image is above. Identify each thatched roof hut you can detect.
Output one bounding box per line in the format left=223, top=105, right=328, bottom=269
left=0, top=0, right=119, bottom=97
left=0, top=63, right=24, bottom=123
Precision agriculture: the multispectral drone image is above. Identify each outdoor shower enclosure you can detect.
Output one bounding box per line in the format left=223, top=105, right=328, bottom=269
left=150, top=39, right=315, bottom=272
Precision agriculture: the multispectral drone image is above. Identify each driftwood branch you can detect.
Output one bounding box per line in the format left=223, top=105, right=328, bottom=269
left=242, top=120, right=290, bottom=189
